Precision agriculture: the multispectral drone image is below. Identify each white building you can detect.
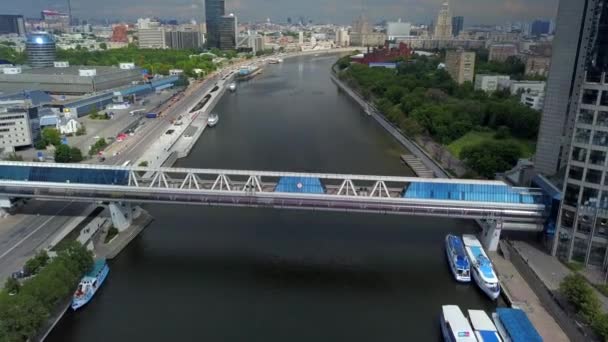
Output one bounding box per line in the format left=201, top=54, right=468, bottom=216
left=335, top=27, right=350, bottom=47
left=387, top=20, right=412, bottom=41
left=0, top=105, right=34, bottom=152
left=509, top=81, right=546, bottom=95
left=58, top=117, right=81, bottom=135
left=520, top=91, right=545, bottom=110
left=298, top=31, right=304, bottom=45
left=474, top=74, right=511, bottom=92
left=138, top=28, right=166, bottom=49
left=137, top=18, right=159, bottom=30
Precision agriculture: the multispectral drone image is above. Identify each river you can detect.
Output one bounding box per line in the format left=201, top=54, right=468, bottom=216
left=48, top=54, right=497, bottom=341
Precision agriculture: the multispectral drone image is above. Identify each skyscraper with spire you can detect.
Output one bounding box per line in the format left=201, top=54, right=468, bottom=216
left=434, top=1, right=452, bottom=39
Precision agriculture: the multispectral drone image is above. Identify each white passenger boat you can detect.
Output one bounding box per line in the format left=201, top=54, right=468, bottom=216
left=72, top=259, right=109, bottom=310
left=468, top=310, right=502, bottom=342
left=462, top=235, right=500, bottom=300
left=208, top=113, right=219, bottom=127
left=440, top=305, right=477, bottom=342
left=228, top=82, right=236, bottom=92
left=445, top=234, right=471, bottom=282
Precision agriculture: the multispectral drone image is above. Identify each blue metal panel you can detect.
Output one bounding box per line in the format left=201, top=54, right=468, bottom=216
left=496, top=308, right=542, bottom=342
left=0, top=165, right=129, bottom=185
left=403, top=182, right=540, bottom=204
left=275, top=177, right=325, bottom=194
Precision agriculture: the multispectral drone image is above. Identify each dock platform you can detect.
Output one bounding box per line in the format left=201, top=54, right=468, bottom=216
left=400, top=154, right=434, bottom=178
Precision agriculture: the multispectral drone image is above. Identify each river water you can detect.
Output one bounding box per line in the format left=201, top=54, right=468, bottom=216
left=48, top=54, right=497, bottom=341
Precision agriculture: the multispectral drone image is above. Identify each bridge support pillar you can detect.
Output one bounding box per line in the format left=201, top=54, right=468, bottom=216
left=109, top=202, right=133, bottom=232
left=480, top=220, right=502, bottom=252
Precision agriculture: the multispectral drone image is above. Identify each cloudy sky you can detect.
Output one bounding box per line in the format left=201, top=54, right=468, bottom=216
left=10, top=0, right=559, bottom=25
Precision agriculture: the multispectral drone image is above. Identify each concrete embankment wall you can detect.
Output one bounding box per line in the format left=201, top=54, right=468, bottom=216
left=330, top=72, right=450, bottom=178
left=502, top=241, right=590, bottom=341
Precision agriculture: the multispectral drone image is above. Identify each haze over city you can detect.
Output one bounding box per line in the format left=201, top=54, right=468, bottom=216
left=10, top=0, right=559, bottom=24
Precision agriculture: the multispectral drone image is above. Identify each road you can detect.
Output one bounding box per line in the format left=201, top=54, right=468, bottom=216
left=0, top=200, right=89, bottom=283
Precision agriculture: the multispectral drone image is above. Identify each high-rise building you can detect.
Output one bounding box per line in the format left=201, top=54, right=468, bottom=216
left=350, top=14, right=386, bottom=47
left=0, top=15, right=26, bottom=36
left=298, top=31, right=304, bottom=45
left=218, top=14, right=236, bottom=50
left=488, top=44, right=518, bottom=62
left=335, top=28, right=350, bottom=47
left=452, top=16, right=464, bottom=37
left=531, top=19, right=551, bottom=36
left=165, top=30, right=203, bottom=49
left=387, top=20, right=411, bottom=41
left=547, top=0, right=608, bottom=267
left=445, top=49, right=475, bottom=84
left=205, top=0, right=225, bottom=49
left=26, top=32, right=56, bottom=68
left=138, top=28, right=166, bottom=49
left=111, top=24, right=128, bottom=43
left=434, top=1, right=452, bottom=39
left=535, top=1, right=598, bottom=176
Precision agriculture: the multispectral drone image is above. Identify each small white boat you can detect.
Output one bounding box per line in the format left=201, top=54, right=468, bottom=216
left=445, top=234, right=471, bottom=282
left=71, top=259, right=109, bottom=310
left=463, top=234, right=500, bottom=300
left=228, top=83, right=236, bottom=92
left=208, top=113, right=219, bottom=127
left=468, top=310, right=502, bottom=342
left=440, top=305, right=477, bottom=342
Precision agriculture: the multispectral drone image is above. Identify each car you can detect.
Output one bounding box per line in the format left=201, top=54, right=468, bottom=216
left=11, top=269, right=30, bottom=279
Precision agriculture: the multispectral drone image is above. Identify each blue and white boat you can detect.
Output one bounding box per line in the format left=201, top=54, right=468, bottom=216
left=468, top=309, right=502, bottom=342
left=71, top=259, right=109, bottom=310
left=462, top=235, right=500, bottom=300
left=440, top=305, right=477, bottom=342
left=445, top=234, right=471, bottom=282
left=492, top=308, right=543, bottom=342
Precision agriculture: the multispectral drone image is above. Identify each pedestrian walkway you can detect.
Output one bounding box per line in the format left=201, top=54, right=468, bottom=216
left=490, top=251, right=569, bottom=341
left=400, top=154, right=434, bottom=178
left=512, top=240, right=608, bottom=311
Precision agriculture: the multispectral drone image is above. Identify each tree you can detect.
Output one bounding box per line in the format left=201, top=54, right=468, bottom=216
left=99, top=42, right=107, bottom=50
left=41, top=127, right=61, bottom=147
left=3, top=153, right=23, bottom=161
left=54, top=144, right=72, bottom=163
left=138, top=161, right=148, bottom=167
left=76, top=124, right=86, bottom=136
left=23, top=250, right=50, bottom=275
left=4, top=277, right=20, bottom=295
left=89, top=138, right=108, bottom=156
left=460, top=140, right=521, bottom=178
left=69, top=147, right=83, bottom=162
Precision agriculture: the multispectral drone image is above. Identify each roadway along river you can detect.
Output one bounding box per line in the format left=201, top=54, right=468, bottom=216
left=48, top=54, right=498, bottom=341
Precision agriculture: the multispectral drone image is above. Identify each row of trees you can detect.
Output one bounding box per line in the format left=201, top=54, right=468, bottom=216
left=560, top=273, right=608, bottom=340
left=35, top=128, right=84, bottom=163
left=0, top=45, right=26, bottom=64
left=56, top=47, right=218, bottom=79
left=339, top=54, right=541, bottom=178
left=0, top=242, right=93, bottom=341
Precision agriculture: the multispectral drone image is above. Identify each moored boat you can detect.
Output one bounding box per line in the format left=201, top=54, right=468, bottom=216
left=71, top=259, right=109, bottom=310
left=208, top=113, right=219, bottom=127
left=492, top=308, right=542, bottom=342
left=445, top=234, right=471, bottom=282
left=228, top=82, right=236, bottom=92
left=462, top=234, right=500, bottom=300
left=440, top=305, right=477, bottom=342
left=468, top=309, right=502, bottom=342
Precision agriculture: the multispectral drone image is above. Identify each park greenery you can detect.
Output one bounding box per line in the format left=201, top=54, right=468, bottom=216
left=89, top=138, right=108, bottom=156
left=0, top=242, right=93, bottom=341
left=560, top=273, right=608, bottom=340
left=3, top=153, right=23, bottom=162
left=54, top=144, right=83, bottom=163
left=337, top=52, right=541, bottom=178
left=56, top=47, right=218, bottom=78
left=35, top=127, right=62, bottom=150
left=0, top=45, right=26, bottom=64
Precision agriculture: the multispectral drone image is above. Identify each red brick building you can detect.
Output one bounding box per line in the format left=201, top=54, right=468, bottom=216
left=353, top=42, right=412, bottom=65
left=111, top=24, right=128, bottom=43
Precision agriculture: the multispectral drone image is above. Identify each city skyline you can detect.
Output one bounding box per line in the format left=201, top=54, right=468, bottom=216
left=9, top=0, right=558, bottom=25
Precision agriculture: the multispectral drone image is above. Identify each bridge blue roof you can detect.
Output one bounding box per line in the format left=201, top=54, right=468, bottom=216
left=403, top=182, right=538, bottom=204
left=0, top=165, right=129, bottom=186
left=275, top=177, right=325, bottom=194
left=496, top=308, right=542, bottom=342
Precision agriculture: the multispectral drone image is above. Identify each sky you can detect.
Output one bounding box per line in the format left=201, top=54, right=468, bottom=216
left=9, top=0, right=559, bottom=25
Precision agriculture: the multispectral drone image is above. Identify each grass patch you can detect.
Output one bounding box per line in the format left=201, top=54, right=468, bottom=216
left=594, top=283, right=608, bottom=297
left=565, top=261, right=585, bottom=272
left=446, top=131, right=536, bottom=159
left=104, top=226, right=119, bottom=244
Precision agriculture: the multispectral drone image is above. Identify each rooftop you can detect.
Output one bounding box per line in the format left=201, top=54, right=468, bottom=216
left=14, top=65, right=139, bottom=77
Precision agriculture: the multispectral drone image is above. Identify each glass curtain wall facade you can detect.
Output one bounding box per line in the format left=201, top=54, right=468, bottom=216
left=204, top=0, right=225, bottom=49
left=554, top=0, right=608, bottom=268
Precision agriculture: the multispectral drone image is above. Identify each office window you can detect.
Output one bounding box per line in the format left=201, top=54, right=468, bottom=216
left=582, top=187, right=600, bottom=206
left=569, top=166, right=584, bottom=180
left=590, top=150, right=606, bottom=165
left=572, top=147, right=588, bottom=163
left=589, top=242, right=607, bottom=266
left=602, top=91, right=608, bottom=107
left=561, top=209, right=575, bottom=228
left=572, top=237, right=589, bottom=263
left=579, top=109, right=595, bottom=124
left=598, top=111, right=608, bottom=127
left=576, top=128, right=592, bottom=144
left=583, top=89, right=599, bottom=105
left=564, top=184, right=580, bottom=206
left=586, top=169, right=603, bottom=184
left=594, top=130, right=608, bottom=147
left=578, top=220, right=593, bottom=234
